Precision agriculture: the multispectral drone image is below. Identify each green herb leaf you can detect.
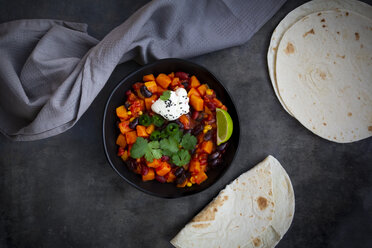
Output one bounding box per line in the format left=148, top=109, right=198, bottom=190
left=160, top=136, right=179, bottom=155
left=160, top=90, right=171, bottom=100
left=171, top=129, right=183, bottom=144
left=145, top=141, right=163, bottom=162
left=171, top=149, right=191, bottom=167
left=130, top=137, right=148, bottom=159
left=181, top=133, right=197, bottom=150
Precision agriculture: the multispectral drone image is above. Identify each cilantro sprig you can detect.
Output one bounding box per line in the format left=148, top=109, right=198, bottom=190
left=160, top=90, right=171, bottom=100
left=130, top=137, right=162, bottom=162
left=130, top=124, right=198, bottom=166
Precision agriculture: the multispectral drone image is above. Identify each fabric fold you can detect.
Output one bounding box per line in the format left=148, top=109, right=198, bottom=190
left=0, top=0, right=286, bottom=141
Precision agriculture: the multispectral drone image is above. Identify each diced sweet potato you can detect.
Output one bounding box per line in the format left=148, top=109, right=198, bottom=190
left=136, top=125, right=148, bottom=138
left=143, top=74, right=155, bottom=82
left=147, top=158, right=162, bottom=168
left=194, top=171, right=208, bottom=184
left=116, top=134, right=127, bottom=148
left=118, top=121, right=132, bottom=134
left=187, top=88, right=200, bottom=98
left=125, top=131, right=137, bottom=145
left=144, top=81, right=157, bottom=93
left=190, top=95, right=204, bottom=111
left=197, top=84, right=208, bottom=96
left=201, top=140, right=213, bottom=154
left=171, top=77, right=180, bottom=87
left=144, top=95, right=158, bottom=111
left=189, top=160, right=201, bottom=174
left=190, top=75, right=201, bottom=88
left=142, top=168, right=155, bottom=181
left=155, top=162, right=171, bottom=176
left=157, top=86, right=167, bottom=96
left=168, top=72, right=175, bottom=79
left=116, top=105, right=130, bottom=120
left=213, top=98, right=223, bottom=108
left=166, top=171, right=176, bottom=183
left=156, top=73, right=172, bottom=89
left=146, top=124, right=155, bottom=135
left=120, top=150, right=129, bottom=161
left=179, top=114, right=191, bottom=130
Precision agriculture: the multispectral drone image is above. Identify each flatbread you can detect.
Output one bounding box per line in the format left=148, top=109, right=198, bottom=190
left=170, top=155, right=295, bottom=248
left=267, top=0, right=372, bottom=116
left=275, top=9, right=372, bottom=143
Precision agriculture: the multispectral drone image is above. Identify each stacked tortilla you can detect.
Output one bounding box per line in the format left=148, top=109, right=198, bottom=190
left=171, top=156, right=295, bottom=248
left=268, top=0, right=372, bottom=143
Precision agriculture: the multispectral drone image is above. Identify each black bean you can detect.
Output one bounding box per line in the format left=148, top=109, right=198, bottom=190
left=176, top=173, right=187, bottom=185
left=124, top=101, right=131, bottom=109
left=127, top=159, right=137, bottom=171
left=204, top=130, right=213, bottom=141
left=184, top=129, right=192, bottom=135
left=193, top=124, right=204, bottom=136
left=210, top=158, right=222, bottom=168
left=208, top=151, right=220, bottom=161
left=185, top=171, right=191, bottom=178
left=217, top=142, right=228, bottom=151
left=181, top=81, right=189, bottom=88
left=191, top=148, right=196, bottom=155
left=174, top=167, right=184, bottom=177
left=140, top=85, right=152, bottom=98
left=129, top=117, right=139, bottom=129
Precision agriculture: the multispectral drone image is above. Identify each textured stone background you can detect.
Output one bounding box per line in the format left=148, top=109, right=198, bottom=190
left=1, top=0, right=372, bottom=247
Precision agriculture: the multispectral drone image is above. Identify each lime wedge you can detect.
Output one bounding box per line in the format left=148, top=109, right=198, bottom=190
left=216, top=108, right=233, bottom=145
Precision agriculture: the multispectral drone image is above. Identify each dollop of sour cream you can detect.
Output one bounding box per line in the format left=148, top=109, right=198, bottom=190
left=151, top=88, right=190, bottom=121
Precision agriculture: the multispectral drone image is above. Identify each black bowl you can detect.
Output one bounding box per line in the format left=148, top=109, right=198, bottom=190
left=103, top=58, right=240, bottom=198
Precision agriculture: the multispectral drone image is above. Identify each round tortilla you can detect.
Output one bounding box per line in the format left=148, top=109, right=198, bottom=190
left=170, top=155, right=295, bottom=248
left=275, top=9, right=372, bottom=143
left=267, top=0, right=372, bottom=116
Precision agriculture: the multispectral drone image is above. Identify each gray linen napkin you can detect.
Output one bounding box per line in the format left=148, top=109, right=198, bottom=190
left=0, top=0, right=286, bottom=141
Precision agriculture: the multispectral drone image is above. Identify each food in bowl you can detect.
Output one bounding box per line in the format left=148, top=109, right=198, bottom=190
left=115, top=71, right=233, bottom=187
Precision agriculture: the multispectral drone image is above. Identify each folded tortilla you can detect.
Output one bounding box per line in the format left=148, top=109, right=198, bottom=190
left=170, top=155, right=295, bottom=248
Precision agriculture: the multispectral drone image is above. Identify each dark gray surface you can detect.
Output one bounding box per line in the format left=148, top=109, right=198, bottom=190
left=0, top=0, right=371, bottom=247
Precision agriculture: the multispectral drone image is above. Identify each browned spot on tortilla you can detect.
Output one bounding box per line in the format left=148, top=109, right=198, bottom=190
left=368, top=126, right=372, bottom=132
left=284, top=42, right=295, bottom=54
left=346, top=12, right=349, bottom=16
left=271, top=202, right=274, bottom=206
left=268, top=190, right=272, bottom=196
left=337, top=54, right=345, bottom=59
left=303, top=28, right=315, bottom=37
left=192, top=194, right=228, bottom=222
left=313, top=126, right=316, bottom=130
left=358, top=96, right=361, bottom=100
left=320, top=71, right=326, bottom=80
left=192, top=223, right=210, bottom=229
left=361, top=44, right=364, bottom=48
left=317, top=12, right=322, bottom=16
left=321, top=19, right=325, bottom=22
left=267, top=217, right=272, bottom=220
left=322, top=24, right=327, bottom=28
left=272, top=47, right=277, bottom=51
left=242, top=182, right=246, bottom=186
left=253, top=238, right=261, bottom=247
left=334, top=136, right=337, bottom=140
left=240, top=213, right=242, bottom=216
left=323, top=122, right=327, bottom=126
left=348, top=112, right=352, bottom=117
left=257, top=197, right=268, bottom=210
left=337, top=31, right=340, bottom=35
left=355, top=32, right=360, bottom=41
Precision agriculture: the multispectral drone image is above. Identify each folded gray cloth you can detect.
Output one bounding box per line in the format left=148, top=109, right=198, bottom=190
left=0, top=0, right=286, bottom=141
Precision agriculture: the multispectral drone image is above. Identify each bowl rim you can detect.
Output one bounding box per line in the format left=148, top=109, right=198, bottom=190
left=102, top=58, right=241, bottom=198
